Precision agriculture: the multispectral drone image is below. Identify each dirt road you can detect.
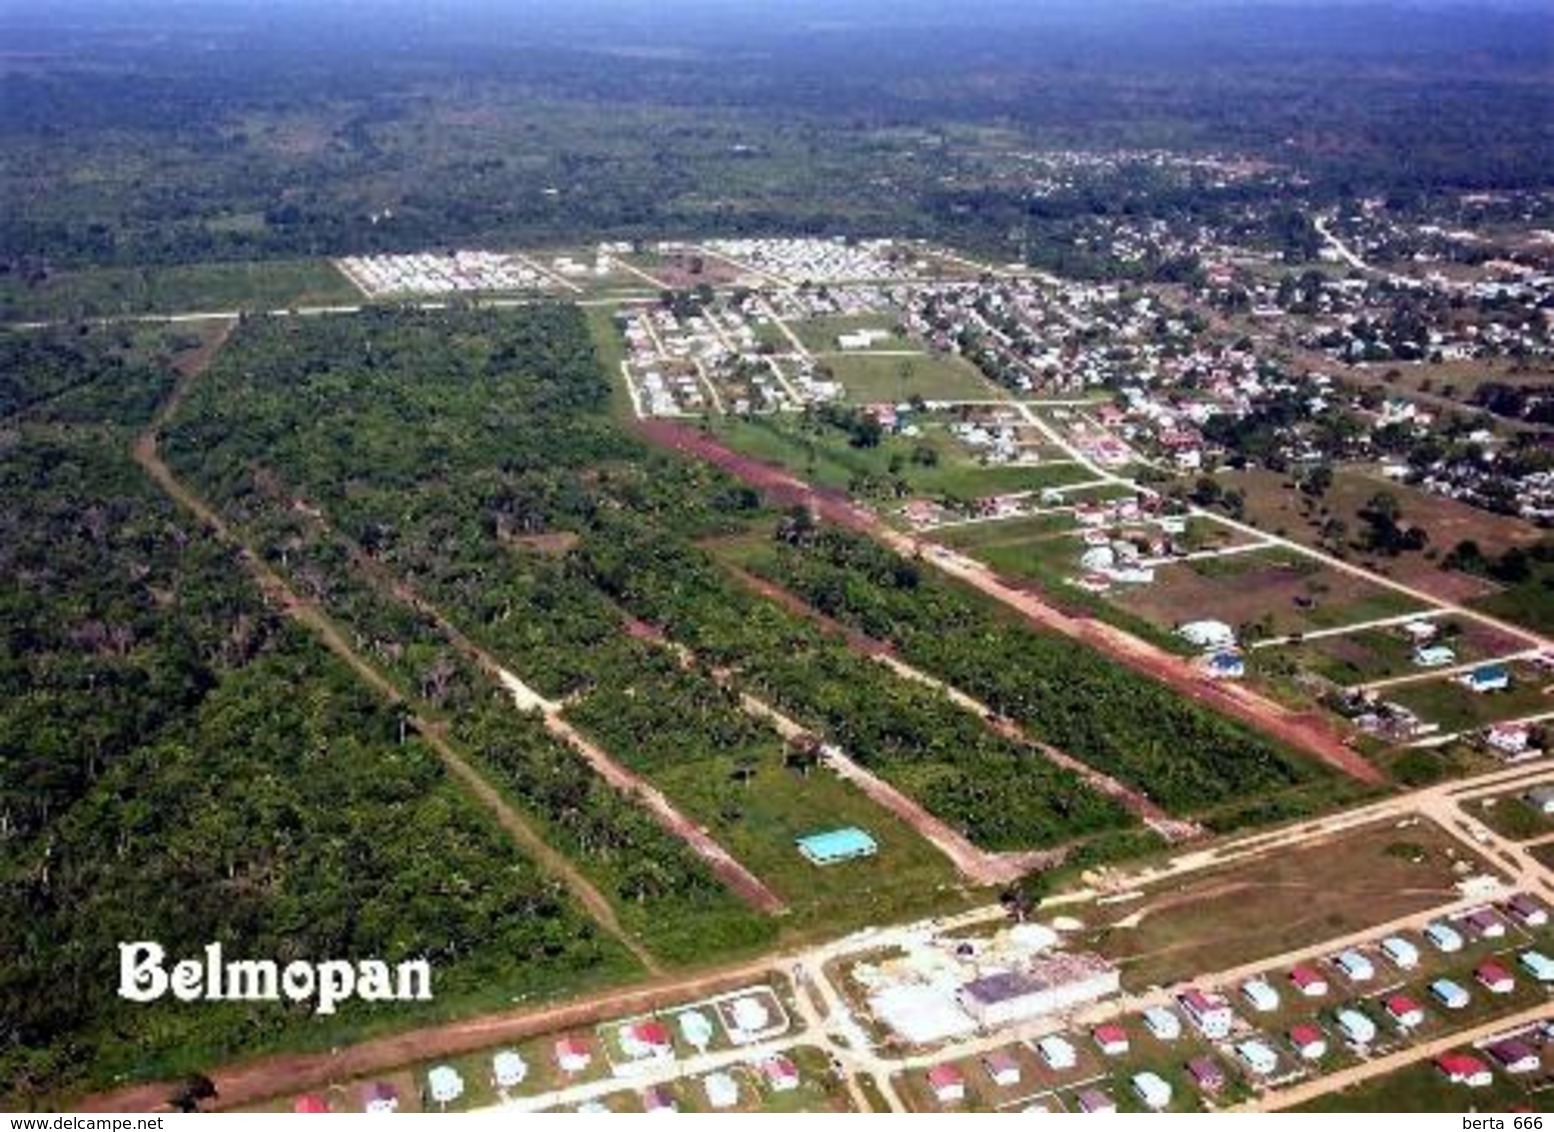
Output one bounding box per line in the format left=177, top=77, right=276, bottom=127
left=308, top=526, right=784, bottom=915
left=638, top=419, right=1384, bottom=788
left=546, top=716, right=788, bottom=914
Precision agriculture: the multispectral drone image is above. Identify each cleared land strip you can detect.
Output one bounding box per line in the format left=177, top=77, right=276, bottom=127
left=291, top=514, right=788, bottom=917
left=721, top=559, right=1199, bottom=843
left=873, top=654, right=1203, bottom=843
left=613, top=606, right=1041, bottom=887
left=131, top=351, right=659, bottom=974
left=635, top=417, right=1384, bottom=787
left=1136, top=538, right=1275, bottom=568
left=731, top=685, right=1055, bottom=886
left=547, top=715, right=788, bottom=914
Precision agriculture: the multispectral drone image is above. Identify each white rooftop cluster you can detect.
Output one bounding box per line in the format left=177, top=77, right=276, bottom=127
left=706, top=237, right=916, bottom=284
left=338, top=251, right=549, bottom=298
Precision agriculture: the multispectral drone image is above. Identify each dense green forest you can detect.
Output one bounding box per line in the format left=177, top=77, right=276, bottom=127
left=1, top=2, right=1549, bottom=278
left=574, top=525, right=1132, bottom=851
left=159, top=305, right=780, bottom=961
left=160, top=305, right=1138, bottom=858
left=0, top=345, right=633, bottom=1105
left=747, top=524, right=1342, bottom=823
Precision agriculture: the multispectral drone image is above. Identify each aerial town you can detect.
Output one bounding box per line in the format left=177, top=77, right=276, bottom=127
left=6, top=0, right=1554, bottom=1118
left=210, top=217, right=1554, bottom=1112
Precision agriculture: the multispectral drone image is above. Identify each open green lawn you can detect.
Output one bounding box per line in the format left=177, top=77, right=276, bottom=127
left=791, top=314, right=907, bottom=353
left=711, top=415, right=1095, bottom=501
left=936, top=512, right=1083, bottom=548
left=1388, top=662, right=1554, bottom=734
left=601, top=736, right=979, bottom=934
left=820, top=350, right=992, bottom=403
left=1470, top=793, right=1554, bottom=842
left=1295, top=1058, right=1554, bottom=1113
left=0, top=259, right=360, bottom=321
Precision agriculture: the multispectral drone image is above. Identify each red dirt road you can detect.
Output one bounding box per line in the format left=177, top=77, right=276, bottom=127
left=638, top=420, right=1384, bottom=788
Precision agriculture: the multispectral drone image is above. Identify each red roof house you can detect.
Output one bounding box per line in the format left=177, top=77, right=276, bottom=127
left=762, top=1055, right=801, bottom=1093
left=1437, top=1053, right=1493, bottom=1087
left=555, top=1035, right=593, bottom=1074
left=1289, top=964, right=1329, bottom=997
left=1477, top=961, right=1516, bottom=994
left=1289, top=1024, right=1327, bottom=1061
left=927, top=1064, right=967, bottom=1103
left=1385, top=994, right=1425, bottom=1029
left=1093, top=1023, right=1130, bottom=1056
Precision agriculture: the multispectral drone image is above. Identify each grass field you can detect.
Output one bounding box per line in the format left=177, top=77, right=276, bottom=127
left=1470, top=792, right=1554, bottom=842
left=1276, top=619, right=1521, bottom=687
left=820, top=350, right=992, bottom=403
left=711, top=415, right=1096, bottom=500
left=1208, top=465, right=1543, bottom=605
left=0, top=259, right=360, bottom=321
left=1387, top=661, right=1554, bottom=734
left=647, top=752, right=981, bottom=934
left=935, top=512, right=1086, bottom=548
left=1082, top=819, right=1491, bottom=991
left=791, top=314, right=907, bottom=354
left=1107, top=547, right=1422, bottom=642
left=1294, top=1054, right=1554, bottom=1113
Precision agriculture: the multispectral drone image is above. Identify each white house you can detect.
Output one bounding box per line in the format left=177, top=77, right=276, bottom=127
left=1037, top=1035, right=1078, bottom=1070
left=677, top=1009, right=715, bottom=1052
left=426, top=1066, right=464, bottom=1107
left=1429, top=979, right=1470, bottom=1010
left=490, top=1050, right=528, bottom=1090
left=729, top=995, right=772, bottom=1036
left=1381, top=936, right=1420, bottom=970
left=1132, top=1071, right=1172, bottom=1111
left=1424, top=921, right=1463, bottom=953
left=1142, top=1006, right=1182, bottom=1041
left=703, top=1071, right=740, bottom=1110
left=1335, top=949, right=1375, bottom=981
left=1241, top=978, right=1280, bottom=1013
left=1179, top=620, right=1236, bottom=650
left=1519, top=950, right=1554, bottom=982
left=1237, top=1040, right=1279, bottom=1077
left=1336, top=1008, right=1378, bottom=1046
